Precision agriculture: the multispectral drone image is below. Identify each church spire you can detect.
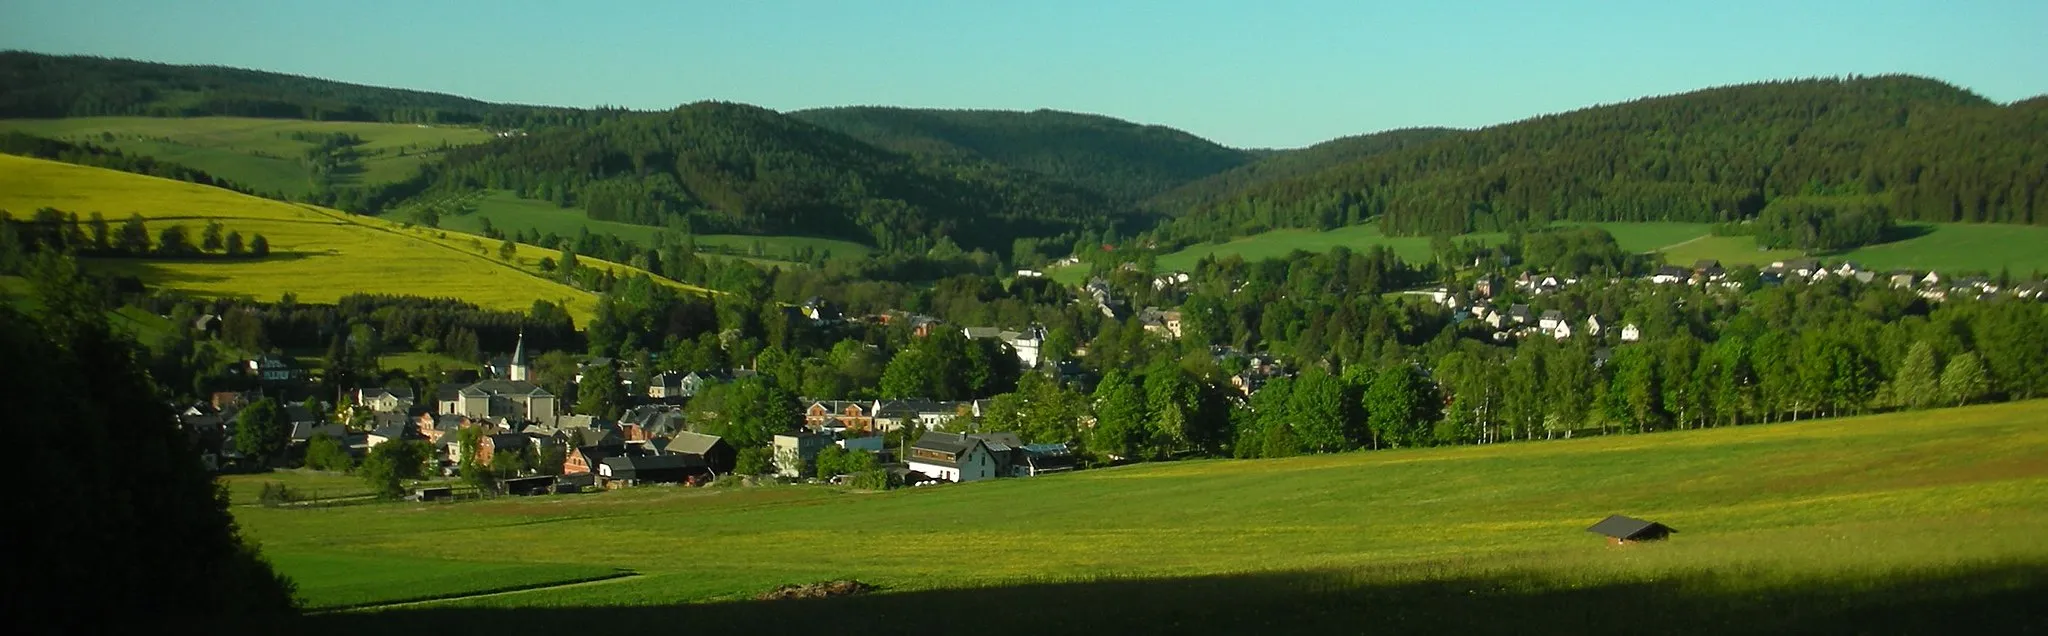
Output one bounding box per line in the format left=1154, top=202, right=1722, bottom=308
left=509, top=331, right=530, bottom=381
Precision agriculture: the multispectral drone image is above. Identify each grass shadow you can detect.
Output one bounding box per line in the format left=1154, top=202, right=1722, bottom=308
left=1816, top=224, right=1937, bottom=257
left=266, top=561, right=2047, bottom=635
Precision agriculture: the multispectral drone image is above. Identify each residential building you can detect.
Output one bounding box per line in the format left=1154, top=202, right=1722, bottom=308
left=772, top=432, right=833, bottom=478
left=906, top=431, right=998, bottom=483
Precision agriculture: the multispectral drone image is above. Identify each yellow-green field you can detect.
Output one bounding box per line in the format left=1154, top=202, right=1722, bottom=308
left=0, top=116, right=494, bottom=196
left=0, top=155, right=708, bottom=323
left=241, top=401, right=2048, bottom=632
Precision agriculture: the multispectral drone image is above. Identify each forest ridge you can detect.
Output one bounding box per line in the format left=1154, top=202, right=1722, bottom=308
left=3, top=51, right=2045, bottom=255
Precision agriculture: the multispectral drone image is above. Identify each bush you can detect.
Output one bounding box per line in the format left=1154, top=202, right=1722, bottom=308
left=257, top=482, right=297, bottom=507
left=304, top=435, right=353, bottom=472
left=734, top=446, right=775, bottom=476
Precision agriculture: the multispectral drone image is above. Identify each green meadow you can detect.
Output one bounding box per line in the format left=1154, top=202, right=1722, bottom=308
left=238, top=400, right=2048, bottom=632
left=1149, top=221, right=2048, bottom=276
left=426, top=190, right=875, bottom=266
left=0, top=116, right=494, bottom=196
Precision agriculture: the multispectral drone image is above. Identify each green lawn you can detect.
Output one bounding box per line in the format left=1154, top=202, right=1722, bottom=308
left=0, top=116, right=494, bottom=197
left=430, top=190, right=873, bottom=264
left=1832, top=223, right=2048, bottom=274
left=221, top=469, right=373, bottom=505
left=239, top=401, right=2048, bottom=631
left=1155, top=222, right=1712, bottom=272
left=1156, top=221, right=2048, bottom=276
left=378, top=351, right=482, bottom=373
left=1656, top=235, right=1804, bottom=267
left=270, top=552, right=626, bottom=610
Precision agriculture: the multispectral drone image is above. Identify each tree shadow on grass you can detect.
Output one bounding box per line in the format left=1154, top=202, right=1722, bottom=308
left=272, top=561, right=2047, bottom=635
left=1815, top=224, right=1936, bottom=258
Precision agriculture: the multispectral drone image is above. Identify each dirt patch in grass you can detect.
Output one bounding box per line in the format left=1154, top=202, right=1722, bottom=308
left=757, top=580, right=876, bottom=601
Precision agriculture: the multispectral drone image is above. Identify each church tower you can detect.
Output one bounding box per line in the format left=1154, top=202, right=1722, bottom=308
left=509, top=331, right=530, bottom=382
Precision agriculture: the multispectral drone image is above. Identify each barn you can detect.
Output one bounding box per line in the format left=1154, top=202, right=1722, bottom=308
left=1587, top=515, right=1674, bottom=545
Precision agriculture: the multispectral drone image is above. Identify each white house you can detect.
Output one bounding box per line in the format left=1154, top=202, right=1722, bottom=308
left=772, top=432, right=833, bottom=478
left=1620, top=323, right=1642, bottom=343
left=1539, top=310, right=1566, bottom=333
left=1552, top=322, right=1574, bottom=340
left=1585, top=315, right=1604, bottom=337
left=906, top=431, right=997, bottom=483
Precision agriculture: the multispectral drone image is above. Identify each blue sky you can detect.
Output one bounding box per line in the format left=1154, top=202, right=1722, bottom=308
left=3, top=0, right=2043, bottom=147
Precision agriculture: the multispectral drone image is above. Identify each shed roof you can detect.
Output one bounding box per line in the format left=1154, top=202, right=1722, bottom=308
left=1586, top=515, right=1671, bottom=540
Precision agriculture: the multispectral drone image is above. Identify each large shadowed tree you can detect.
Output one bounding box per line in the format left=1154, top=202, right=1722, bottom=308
left=3, top=254, right=296, bottom=631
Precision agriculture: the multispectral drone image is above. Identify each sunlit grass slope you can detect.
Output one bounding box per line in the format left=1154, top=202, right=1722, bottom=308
left=0, top=116, right=493, bottom=196
left=0, top=155, right=707, bottom=322
left=240, top=400, right=2048, bottom=621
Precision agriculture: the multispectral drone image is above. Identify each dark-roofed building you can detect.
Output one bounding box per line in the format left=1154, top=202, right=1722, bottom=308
left=599, top=454, right=702, bottom=485
left=659, top=431, right=735, bottom=475
left=906, top=431, right=997, bottom=483
left=366, top=421, right=425, bottom=448
left=355, top=386, right=416, bottom=413
left=441, top=379, right=559, bottom=425
left=1587, top=515, right=1674, bottom=545
left=1015, top=443, right=1078, bottom=477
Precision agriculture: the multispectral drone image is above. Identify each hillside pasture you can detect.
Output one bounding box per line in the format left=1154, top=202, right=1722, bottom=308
left=0, top=155, right=706, bottom=323
left=428, top=190, right=874, bottom=265
left=237, top=401, right=2048, bottom=632
left=0, top=117, right=493, bottom=196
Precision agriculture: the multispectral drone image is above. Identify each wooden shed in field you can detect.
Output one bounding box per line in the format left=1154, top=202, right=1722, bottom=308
left=1588, top=515, right=1674, bottom=545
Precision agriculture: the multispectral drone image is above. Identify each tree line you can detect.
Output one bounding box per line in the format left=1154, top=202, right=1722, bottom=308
left=1152, top=76, right=2048, bottom=248
left=0, top=208, right=270, bottom=261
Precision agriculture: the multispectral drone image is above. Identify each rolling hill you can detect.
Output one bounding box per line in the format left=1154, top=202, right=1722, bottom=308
left=790, top=106, right=1254, bottom=201
left=0, top=116, right=495, bottom=197
left=238, top=401, right=2048, bottom=632
left=420, top=102, right=1127, bottom=252
left=0, top=154, right=705, bottom=323
left=0, top=51, right=597, bottom=128
left=1156, top=75, right=2048, bottom=244
left=1147, top=126, right=1462, bottom=213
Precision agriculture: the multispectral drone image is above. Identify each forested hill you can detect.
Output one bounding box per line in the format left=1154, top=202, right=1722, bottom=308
left=419, top=102, right=1121, bottom=252
left=0, top=51, right=608, bottom=128
left=1146, top=127, right=1462, bottom=214
left=790, top=106, right=1253, bottom=201
left=1155, top=75, right=2048, bottom=244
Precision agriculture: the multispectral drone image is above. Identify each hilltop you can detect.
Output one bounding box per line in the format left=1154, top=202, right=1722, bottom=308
left=419, top=102, right=1127, bottom=252
left=0, top=154, right=705, bottom=323
left=1155, top=75, right=2048, bottom=244
left=791, top=106, right=1254, bottom=201
left=0, top=51, right=597, bottom=128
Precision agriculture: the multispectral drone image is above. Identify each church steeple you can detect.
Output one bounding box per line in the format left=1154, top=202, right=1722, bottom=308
left=509, top=331, right=530, bottom=382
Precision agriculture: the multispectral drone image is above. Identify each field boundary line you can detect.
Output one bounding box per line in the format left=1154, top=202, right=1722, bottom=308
left=307, top=570, right=640, bottom=614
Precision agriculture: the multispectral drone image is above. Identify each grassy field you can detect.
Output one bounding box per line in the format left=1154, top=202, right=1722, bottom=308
left=237, top=401, right=2048, bottom=632
left=1153, top=221, right=2048, bottom=276
left=1153, top=222, right=1711, bottom=273
left=426, top=190, right=874, bottom=264
left=377, top=351, right=482, bottom=373
left=221, top=469, right=374, bottom=505
left=0, top=155, right=708, bottom=323
left=1831, top=223, right=2048, bottom=274
left=0, top=117, right=493, bottom=197
left=273, top=553, right=627, bottom=611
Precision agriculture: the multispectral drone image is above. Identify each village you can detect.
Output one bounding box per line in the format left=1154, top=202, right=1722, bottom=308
left=178, top=250, right=2043, bottom=501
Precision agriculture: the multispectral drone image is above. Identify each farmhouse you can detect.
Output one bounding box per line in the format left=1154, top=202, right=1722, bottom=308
left=906, top=431, right=998, bottom=483
left=354, top=386, right=416, bottom=413
left=1587, top=514, right=1674, bottom=545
